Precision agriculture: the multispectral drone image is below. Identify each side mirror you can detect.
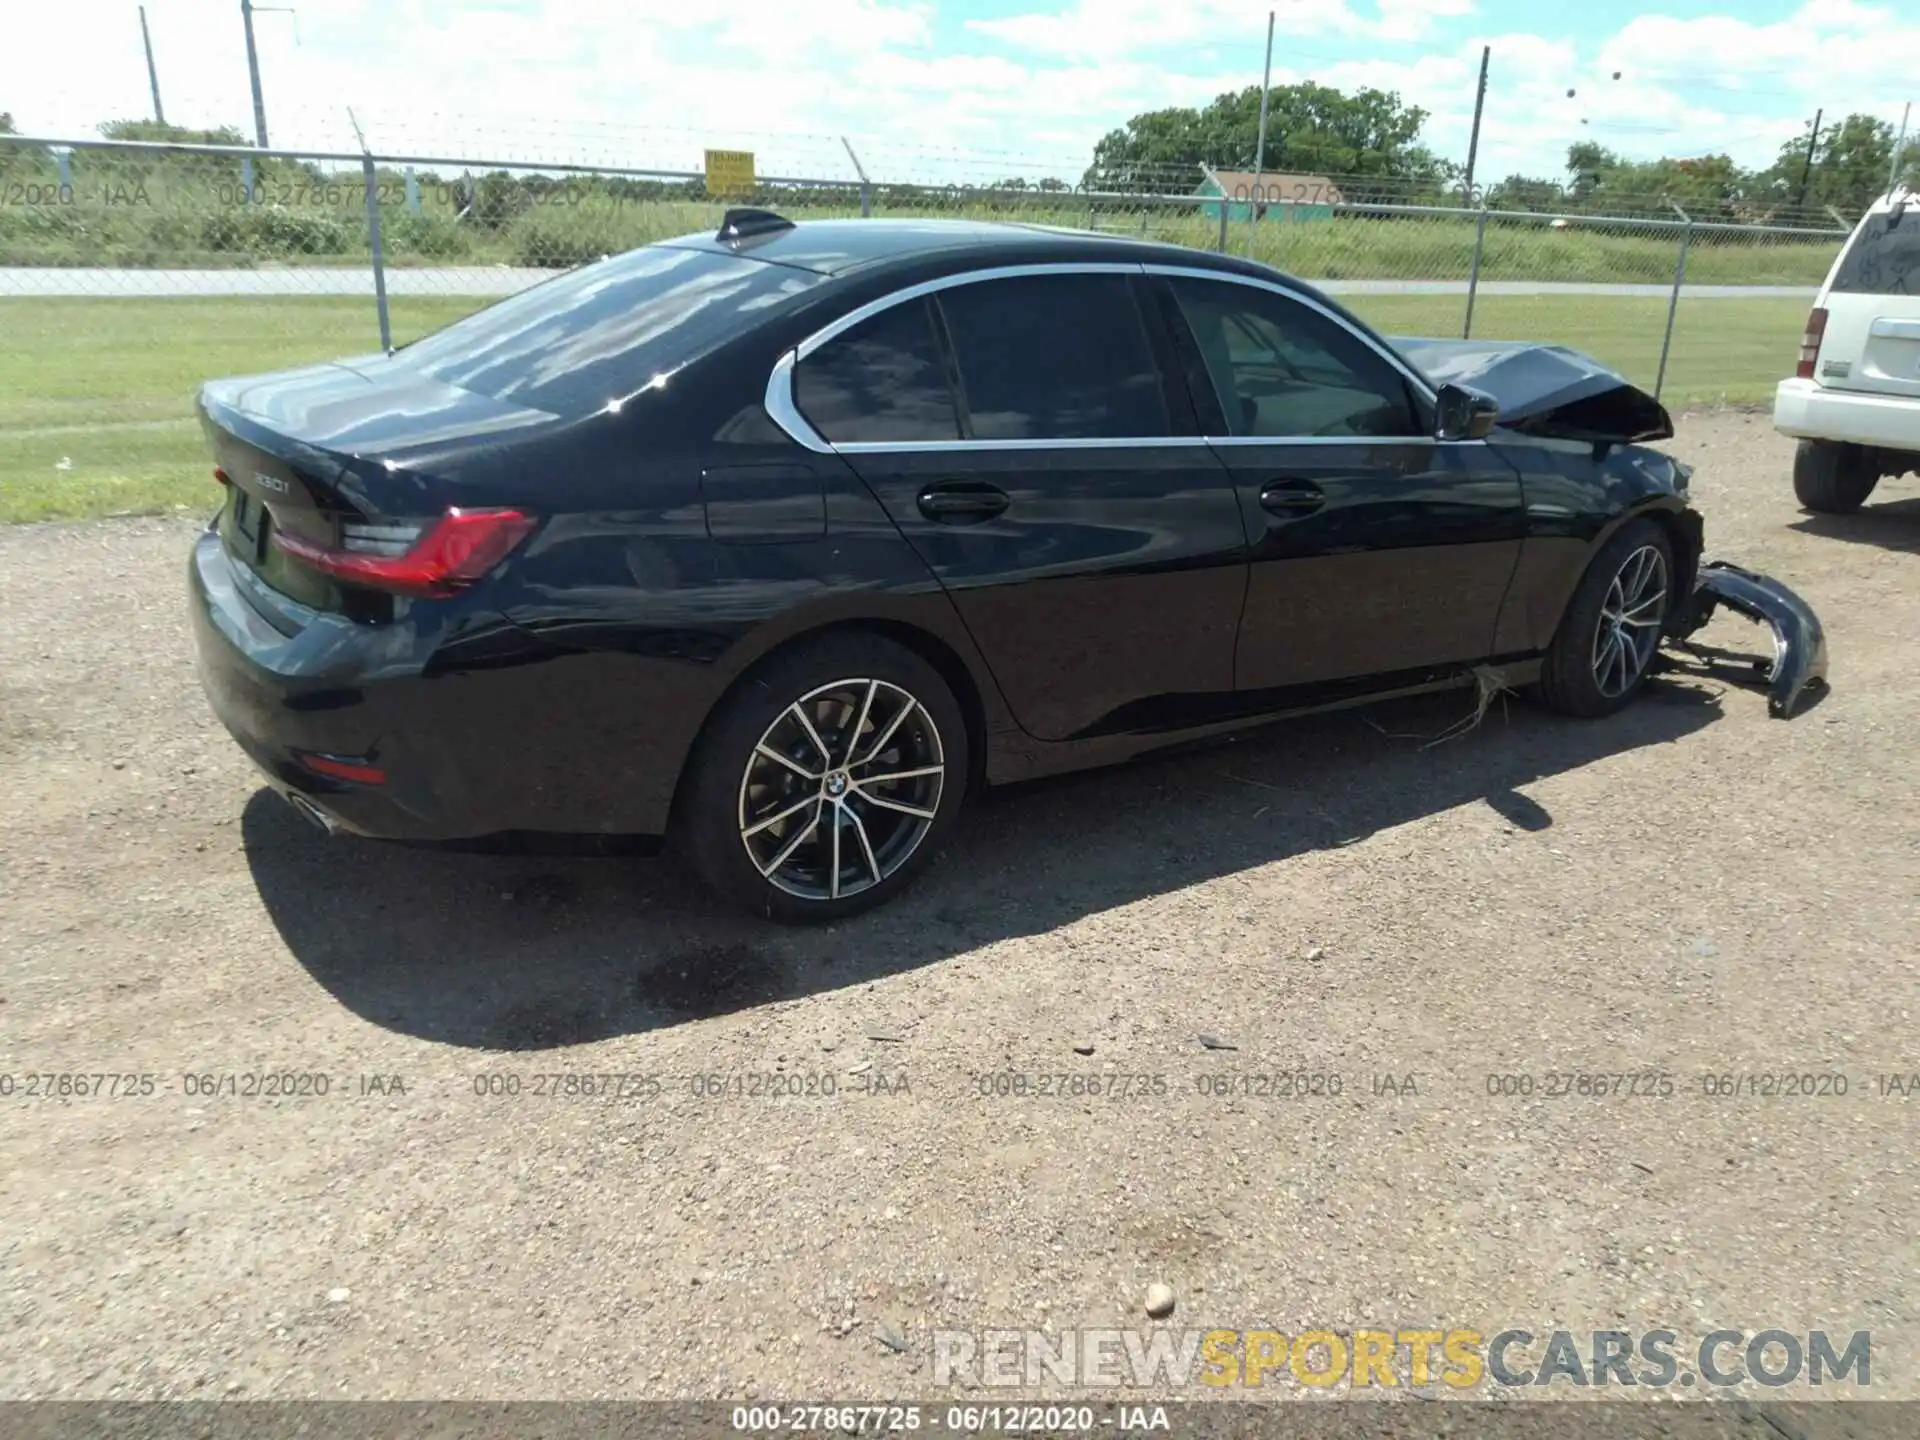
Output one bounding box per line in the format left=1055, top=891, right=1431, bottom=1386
left=1435, top=382, right=1500, bottom=441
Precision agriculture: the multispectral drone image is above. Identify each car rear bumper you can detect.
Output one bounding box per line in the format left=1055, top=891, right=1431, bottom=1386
left=1772, top=377, right=1920, bottom=452
left=189, top=527, right=538, bottom=841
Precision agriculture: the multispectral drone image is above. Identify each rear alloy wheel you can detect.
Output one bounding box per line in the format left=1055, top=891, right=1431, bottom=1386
left=738, top=678, right=945, bottom=902
left=679, top=633, right=968, bottom=921
left=1536, top=517, right=1674, bottom=718
left=1792, top=440, right=1879, bottom=514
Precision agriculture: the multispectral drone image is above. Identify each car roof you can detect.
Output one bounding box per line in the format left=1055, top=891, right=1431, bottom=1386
left=656, top=215, right=1286, bottom=285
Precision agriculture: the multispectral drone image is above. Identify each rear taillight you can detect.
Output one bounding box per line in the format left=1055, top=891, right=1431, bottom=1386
left=1796, top=306, right=1828, bottom=379
left=340, top=520, right=425, bottom=557
left=213, top=466, right=232, bottom=485
left=272, top=507, right=535, bottom=597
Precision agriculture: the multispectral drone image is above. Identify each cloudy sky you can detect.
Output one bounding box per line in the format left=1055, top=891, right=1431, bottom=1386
left=2, top=0, right=1916, bottom=187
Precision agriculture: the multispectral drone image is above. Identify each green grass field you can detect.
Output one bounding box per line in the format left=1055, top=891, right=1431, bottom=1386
left=0, top=173, right=1843, bottom=286
left=0, top=293, right=1802, bottom=524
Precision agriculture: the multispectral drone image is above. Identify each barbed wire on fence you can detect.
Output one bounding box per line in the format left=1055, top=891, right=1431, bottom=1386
left=0, top=131, right=1852, bottom=404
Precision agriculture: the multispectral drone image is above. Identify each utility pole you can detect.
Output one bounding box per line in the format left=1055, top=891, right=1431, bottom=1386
left=1251, top=10, right=1274, bottom=204
left=1795, top=108, right=1823, bottom=209
left=1462, top=46, right=1490, bottom=205
left=241, top=0, right=270, bottom=147
left=239, top=0, right=294, bottom=201
left=1892, top=101, right=1913, bottom=194
left=139, top=6, right=166, bottom=125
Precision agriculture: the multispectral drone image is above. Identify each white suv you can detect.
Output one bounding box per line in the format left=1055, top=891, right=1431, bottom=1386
left=1773, top=187, right=1920, bottom=513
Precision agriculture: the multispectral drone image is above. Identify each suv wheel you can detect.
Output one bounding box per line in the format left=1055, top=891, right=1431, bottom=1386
left=1793, top=440, right=1879, bottom=514
left=677, top=631, right=969, bottom=922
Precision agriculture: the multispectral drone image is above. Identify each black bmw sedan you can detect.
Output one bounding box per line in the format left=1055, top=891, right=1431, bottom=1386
left=187, top=212, right=1814, bottom=921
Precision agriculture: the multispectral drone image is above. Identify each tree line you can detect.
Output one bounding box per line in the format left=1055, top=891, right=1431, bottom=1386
left=1492, top=115, right=1914, bottom=223
left=5, top=98, right=1914, bottom=225
left=1085, top=83, right=1917, bottom=221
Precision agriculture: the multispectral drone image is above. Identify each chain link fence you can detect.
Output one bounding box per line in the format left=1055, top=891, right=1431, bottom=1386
left=1, top=132, right=1852, bottom=403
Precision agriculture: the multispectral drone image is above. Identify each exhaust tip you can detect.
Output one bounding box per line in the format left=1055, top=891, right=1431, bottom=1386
left=284, top=791, right=339, bottom=835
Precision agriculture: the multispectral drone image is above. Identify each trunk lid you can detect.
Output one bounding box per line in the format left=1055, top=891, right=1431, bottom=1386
left=1390, top=337, right=1673, bottom=444
left=199, top=359, right=558, bottom=619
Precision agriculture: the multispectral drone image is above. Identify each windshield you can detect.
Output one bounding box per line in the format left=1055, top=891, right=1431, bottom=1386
left=392, top=245, right=823, bottom=415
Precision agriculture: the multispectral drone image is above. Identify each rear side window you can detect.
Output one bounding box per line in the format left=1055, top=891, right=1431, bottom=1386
left=1831, top=213, right=1920, bottom=295
left=393, top=246, right=819, bottom=415
left=794, top=298, right=960, bottom=443
left=936, top=274, right=1170, bottom=440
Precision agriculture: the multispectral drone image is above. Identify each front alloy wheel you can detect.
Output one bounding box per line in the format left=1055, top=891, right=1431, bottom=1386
left=1535, top=516, right=1676, bottom=718
left=1591, top=543, right=1668, bottom=699
left=738, top=678, right=946, bottom=901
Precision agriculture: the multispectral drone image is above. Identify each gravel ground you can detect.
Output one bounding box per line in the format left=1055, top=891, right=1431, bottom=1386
left=1, top=409, right=1917, bottom=1411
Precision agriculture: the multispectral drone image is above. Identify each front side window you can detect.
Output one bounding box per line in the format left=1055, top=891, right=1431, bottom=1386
left=1831, top=213, right=1920, bottom=295
left=794, top=298, right=960, bottom=443
left=1168, top=278, right=1419, bottom=438
left=936, top=274, right=1170, bottom=440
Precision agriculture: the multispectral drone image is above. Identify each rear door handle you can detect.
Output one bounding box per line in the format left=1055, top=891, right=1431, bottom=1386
left=1259, top=478, right=1325, bottom=516
left=917, top=481, right=1009, bottom=524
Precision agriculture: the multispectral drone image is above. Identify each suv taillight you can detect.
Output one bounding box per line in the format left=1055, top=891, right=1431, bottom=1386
left=272, top=507, right=535, bottom=597
left=1796, top=306, right=1828, bottom=379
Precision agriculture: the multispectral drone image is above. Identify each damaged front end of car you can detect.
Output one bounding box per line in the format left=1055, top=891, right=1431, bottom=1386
left=1644, top=453, right=1829, bottom=721
left=1664, top=562, right=1829, bottom=719
left=1620, top=479, right=1830, bottom=721
left=1394, top=336, right=1831, bottom=719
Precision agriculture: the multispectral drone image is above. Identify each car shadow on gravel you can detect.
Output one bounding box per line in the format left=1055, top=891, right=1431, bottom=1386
left=244, top=678, right=1727, bottom=1050
left=1789, top=495, right=1920, bottom=555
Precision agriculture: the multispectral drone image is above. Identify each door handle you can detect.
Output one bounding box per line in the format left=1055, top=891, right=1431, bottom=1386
left=917, top=481, right=1010, bottom=523
left=1259, top=478, right=1325, bottom=516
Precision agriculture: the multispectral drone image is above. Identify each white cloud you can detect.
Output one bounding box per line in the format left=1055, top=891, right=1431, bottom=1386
left=0, top=0, right=1912, bottom=191
left=1374, top=0, right=1476, bottom=46
left=967, top=0, right=1480, bottom=59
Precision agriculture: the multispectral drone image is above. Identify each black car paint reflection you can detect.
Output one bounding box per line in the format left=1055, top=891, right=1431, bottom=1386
left=188, top=220, right=1718, bottom=849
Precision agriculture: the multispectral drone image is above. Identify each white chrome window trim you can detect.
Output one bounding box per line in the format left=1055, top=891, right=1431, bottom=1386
left=792, top=261, right=1148, bottom=362
left=760, top=258, right=1455, bottom=454
left=832, top=435, right=1487, bottom=453
left=836, top=436, right=1211, bottom=453
left=1201, top=434, right=1490, bottom=448
left=764, top=350, right=833, bottom=454
left=766, top=262, right=1158, bottom=454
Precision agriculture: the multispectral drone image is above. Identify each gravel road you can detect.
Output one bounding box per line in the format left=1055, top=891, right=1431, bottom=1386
left=1, top=409, right=1916, bottom=1410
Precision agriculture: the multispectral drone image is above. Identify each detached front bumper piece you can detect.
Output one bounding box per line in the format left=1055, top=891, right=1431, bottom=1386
left=1666, top=561, right=1829, bottom=718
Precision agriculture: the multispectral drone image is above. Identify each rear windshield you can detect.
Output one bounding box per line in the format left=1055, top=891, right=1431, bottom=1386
left=1831, top=211, right=1920, bottom=296
left=391, top=245, right=822, bottom=414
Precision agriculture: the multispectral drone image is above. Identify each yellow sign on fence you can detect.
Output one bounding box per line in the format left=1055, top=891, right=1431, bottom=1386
left=704, top=149, right=756, bottom=199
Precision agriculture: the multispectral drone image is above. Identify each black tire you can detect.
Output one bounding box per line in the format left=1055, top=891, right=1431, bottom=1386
left=1535, top=517, right=1676, bottom=719
left=675, top=630, right=969, bottom=923
left=1793, top=440, right=1879, bottom=514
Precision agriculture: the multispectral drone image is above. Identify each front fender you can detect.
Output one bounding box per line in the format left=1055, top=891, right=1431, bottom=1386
left=1668, top=561, right=1828, bottom=718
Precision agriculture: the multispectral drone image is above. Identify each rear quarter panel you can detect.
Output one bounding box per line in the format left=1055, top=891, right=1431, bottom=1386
left=470, top=322, right=1012, bottom=835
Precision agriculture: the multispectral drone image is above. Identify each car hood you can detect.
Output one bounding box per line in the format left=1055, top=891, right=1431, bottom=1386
left=1391, top=338, right=1674, bottom=444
